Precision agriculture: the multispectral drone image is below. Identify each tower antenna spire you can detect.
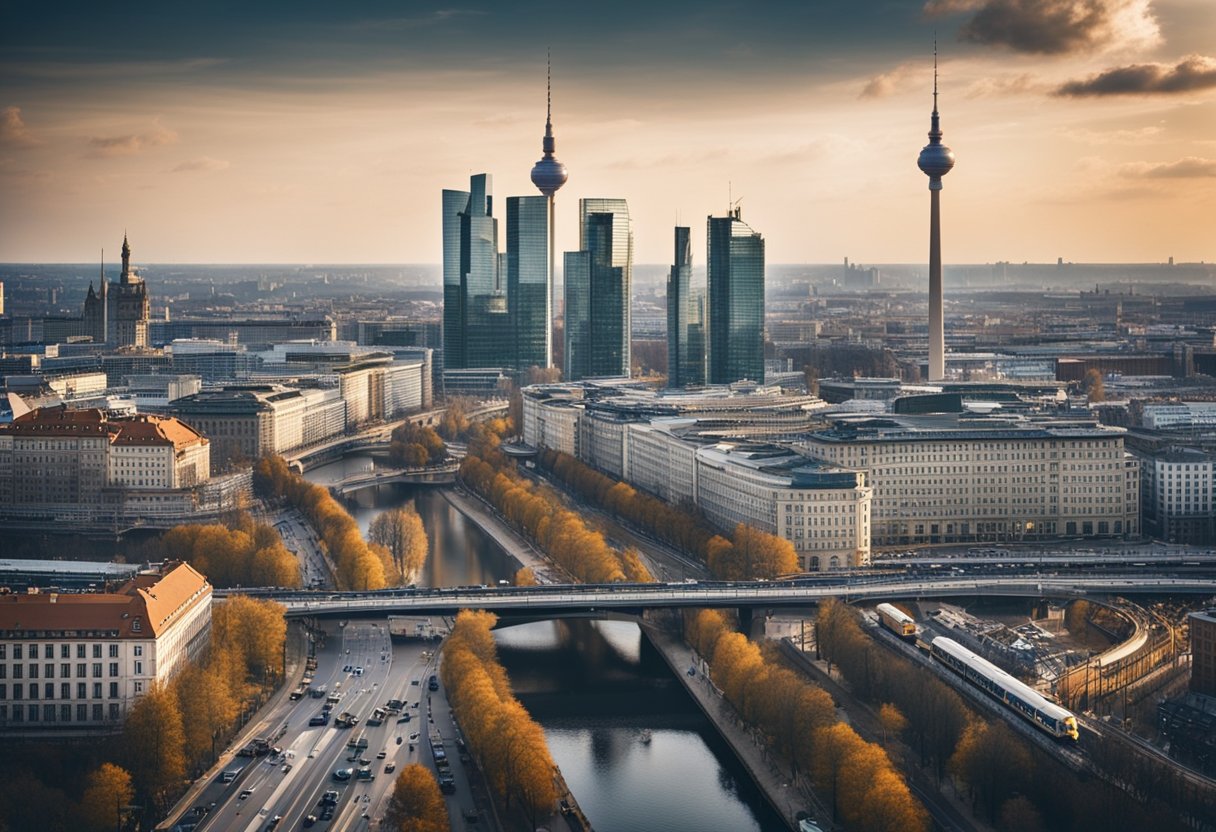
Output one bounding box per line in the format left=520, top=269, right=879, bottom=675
left=933, top=35, right=939, bottom=114
left=547, top=48, right=552, bottom=125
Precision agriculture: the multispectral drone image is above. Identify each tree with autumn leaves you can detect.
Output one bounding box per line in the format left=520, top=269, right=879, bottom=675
left=119, top=596, right=286, bottom=812
left=368, top=506, right=429, bottom=582
left=383, top=764, right=450, bottom=832
left=149, top=512, right=301, bottom=589
left=442, top=611, right=557, bottom=828
left=684, top=609, right=928, bottom=832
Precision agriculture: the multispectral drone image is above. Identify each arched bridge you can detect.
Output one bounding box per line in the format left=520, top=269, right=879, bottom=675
left=228, top=573, right=1216, bottom=621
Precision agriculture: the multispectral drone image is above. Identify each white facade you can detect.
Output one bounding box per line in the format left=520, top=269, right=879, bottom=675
left=1137, top=448, right=1215, bottom=544
left=1142, top=403, right=1216, bottom=430
left=797, top=422, right=1140, bottom=547
left=694, top=444, right=871, bottom=570
left=0, top=563, right=211, bottom=734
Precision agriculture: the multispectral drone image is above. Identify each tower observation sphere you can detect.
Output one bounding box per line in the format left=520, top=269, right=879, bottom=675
left=531, top=56, right=568, bottom=197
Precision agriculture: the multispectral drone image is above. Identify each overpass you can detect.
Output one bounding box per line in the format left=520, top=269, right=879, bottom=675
left=329, top=462, right=459, bottom=493
left=232, top=573, right=1216, bottom=621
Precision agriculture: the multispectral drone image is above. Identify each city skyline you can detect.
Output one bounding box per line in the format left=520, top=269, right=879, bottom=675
left=2, top=1, right=1215, bottom=265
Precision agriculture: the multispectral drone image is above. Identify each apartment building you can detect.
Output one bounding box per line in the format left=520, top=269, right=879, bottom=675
left=0, top=562, right=211, bottom=734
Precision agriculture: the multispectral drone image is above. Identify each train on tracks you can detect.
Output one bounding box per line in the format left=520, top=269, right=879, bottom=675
left=930, top=636, right=1079, bottom=742
left=876, top=603, right=917, bottom=640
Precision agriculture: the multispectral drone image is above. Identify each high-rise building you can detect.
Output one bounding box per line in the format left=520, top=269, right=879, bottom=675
left=506, top=196, right=550, bottom=371
left=564, top=199, right=633, bottom=381
left=442, top=174, right=509, bottom=371
left=917, top=49, right=956, bottom=381
left=706, top=209, right=765, bottom=385
left=529, top=56, right=568, bottom=371
left=667, top=226, right=703, bottom=387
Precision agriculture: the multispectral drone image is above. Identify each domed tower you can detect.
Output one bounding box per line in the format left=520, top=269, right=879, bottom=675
left=917, top=46, right=955, bottom=382
left=530, top=53, right=567, bottom=369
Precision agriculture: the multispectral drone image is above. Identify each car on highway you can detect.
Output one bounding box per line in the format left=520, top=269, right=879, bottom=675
left=332, top=768, right=353, bottom=781
left=385, top=762, right=396, bottom=773
left=396, top=713, right=411, bottom=723
left=321, top=791, right=338, bottom=806
left=238, top=788, right=254, bottom=800
left=376, top=750, right=387, bottom=759
left=303, top=815, right=318, bottom=828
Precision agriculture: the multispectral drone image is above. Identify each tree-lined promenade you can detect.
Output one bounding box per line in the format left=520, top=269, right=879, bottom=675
left=441, top=610, right=558, bottom=830
left=685, top=609, right=929, bottom=832
left=254, top=454, right=428, bottom=590
left=536, top=448, right=799, bottom=581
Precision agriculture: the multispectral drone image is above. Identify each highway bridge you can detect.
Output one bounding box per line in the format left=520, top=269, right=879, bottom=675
left=228, top=573, right=1216, bottom=621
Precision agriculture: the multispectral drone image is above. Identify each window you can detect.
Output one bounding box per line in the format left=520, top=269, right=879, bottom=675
left=0, top=646, right=5, bottom=660
left=134, top=661, right=143, bottom=675
left=92, top=645, right=101, bottom=659
left=44, top=683, right=53, bottom=699
left=77, top=683, right=86, bottom=698
left=76, top=645, right=85, bottom=659
left=93, top=683, right=102, bottom=699
left=29, top=665, right=37, bottom=680
left=60, top=645, right=69, bottom=659
left=13, top=684, right=22, bottom=700
left=94, top=704, right=104, bottom=721
left=13, top=646, right=21, bottom=661
left=109, top=682, right=118, bottom=698
left=107, top=703, right=118, bottom=721
left=108, top=644, right=118, bottom=658
left=45, top=664, right=54, bottom=679
left=29, top=645, right=38, bottom=660
left=60, top=683, right=69, bottom=699
left=77, top=663, right=86, bottom=678
left=109, top=663, right=118, bottom=677
left=134, top=681, right=143, bottom=694
left=77, top=704, right=87, bottom=722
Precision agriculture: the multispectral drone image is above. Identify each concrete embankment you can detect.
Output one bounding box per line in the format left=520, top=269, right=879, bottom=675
left=642, top=623, right=805, bottom=831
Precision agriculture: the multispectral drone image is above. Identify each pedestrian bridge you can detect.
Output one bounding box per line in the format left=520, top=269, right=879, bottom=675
left=329, top=462, right=459, bottom=494
left=230, top=573, right=1216, bottom=621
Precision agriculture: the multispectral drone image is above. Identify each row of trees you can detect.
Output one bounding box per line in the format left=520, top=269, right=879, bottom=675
left=684, top=610, right=929, bottom=832
left=382, top=764, right=450, bottom=832
left=123, top=595, right=288, bottom=812
left=254, top=454, right=404, bottom=589
left=815, top=600, right=1183, bottom=831
left=537, top=448, right=799, bottom=580
left=147, top=512, right=301, bottom=589
left=441, top=611, right=557, bottom=829
left=461, top=451, right=653, bottom=584
left=387, top=421, right=447, bottom=468
left=368, top=507, right=429, bottom=582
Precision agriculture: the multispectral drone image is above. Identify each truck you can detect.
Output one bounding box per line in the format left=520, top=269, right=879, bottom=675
left=289, top=685, right=306, bottom=701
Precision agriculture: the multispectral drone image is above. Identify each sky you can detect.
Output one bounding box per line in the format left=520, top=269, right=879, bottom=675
left=1, top=0, right=1214, bottom=266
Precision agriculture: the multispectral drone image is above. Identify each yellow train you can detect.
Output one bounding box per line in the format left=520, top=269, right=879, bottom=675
left=876, top=602, right=917, bottom=640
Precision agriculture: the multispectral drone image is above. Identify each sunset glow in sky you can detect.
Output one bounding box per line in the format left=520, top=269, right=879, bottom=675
left=2, top=0, right=1214, bottom=265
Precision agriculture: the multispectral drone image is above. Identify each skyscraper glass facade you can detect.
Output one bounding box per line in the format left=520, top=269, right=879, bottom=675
left=667, top=226, right=703, bottom=387
left=564, top=199, right=632, bottom=381
left=506, top=195, right=551, bottom=371
left=707, top=212, right=765, bottom=385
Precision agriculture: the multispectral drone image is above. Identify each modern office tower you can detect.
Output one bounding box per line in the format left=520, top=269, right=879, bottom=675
left=688, top=288, right=706, bottom=385
left=706, top=209, right=765, bottom=385
left=667, top=226, right=700, bottom=388
left=917, top=50, right=955, bottom=381
left=564, top=199, right=633, bottom=381
left=506, top=196, right=550, bottom=371
left=529, top=57, right=568, bottom=370
left=441, top=174, right=507, bottom=370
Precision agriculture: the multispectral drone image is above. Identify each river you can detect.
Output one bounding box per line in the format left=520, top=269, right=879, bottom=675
left=304, top=454, right=784, bottom=831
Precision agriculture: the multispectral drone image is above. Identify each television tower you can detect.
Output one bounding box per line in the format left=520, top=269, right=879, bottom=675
left=917, top=45, right=955, bottom=381
left=530, top=52, right=569, bottom=369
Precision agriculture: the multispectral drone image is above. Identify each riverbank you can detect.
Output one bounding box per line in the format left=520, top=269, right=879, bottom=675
left=643, top=623, right=810, bottom=832
left=441, top=485, right=572, bottom=584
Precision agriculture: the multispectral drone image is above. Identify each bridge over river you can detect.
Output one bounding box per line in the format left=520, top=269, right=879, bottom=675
left=225, top=573, right=1216, bottom=621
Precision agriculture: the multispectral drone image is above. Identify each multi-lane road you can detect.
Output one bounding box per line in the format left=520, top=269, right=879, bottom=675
left=175, top=619, right=487, bottom=832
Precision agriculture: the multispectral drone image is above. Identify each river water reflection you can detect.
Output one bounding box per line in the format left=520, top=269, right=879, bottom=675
left=304, top=455, right=783, bottom=830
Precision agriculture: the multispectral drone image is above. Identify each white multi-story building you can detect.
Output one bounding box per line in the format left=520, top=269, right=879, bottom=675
left=1142, top=403, right=1216, bottom=430
left=0, top=562, right=211, bottom=734
left=796, top=418, right=1140, bottom=547
left=1136, top=447, right=1215, bottom=545
left=694, top=443, right=872, bottom=570
left=0, top=407, right=209, bottom=512
left=626, top=420, right=699, bottom=506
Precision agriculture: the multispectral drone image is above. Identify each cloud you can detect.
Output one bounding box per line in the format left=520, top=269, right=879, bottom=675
left=86, top=124, right=178, bottom=158
left=1119, top=156, right=1216, bottom=178
left=1057, top=125, right=1162, bottom=144
left=964, top=73, right=1043, bottom=97
left=1, top=106, right=41, bottom=148
left=1056, top=54, right=1216, bottom=96
left=925, top=0, right=1160, bottom=55
left=172, top=156, right=230, bottom=173
left=860, top=63, right=924, bottom=99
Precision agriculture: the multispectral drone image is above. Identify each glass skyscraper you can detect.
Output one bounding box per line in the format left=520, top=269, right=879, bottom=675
left=707, top=209, right=765, bottom=385
left=667, top=226, right=703, bottom=387
left=442, top=173, right=505, bottom=370
left=506, top=195, right=551, bottom=371
left=564, top=199, right=632, bottom=381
